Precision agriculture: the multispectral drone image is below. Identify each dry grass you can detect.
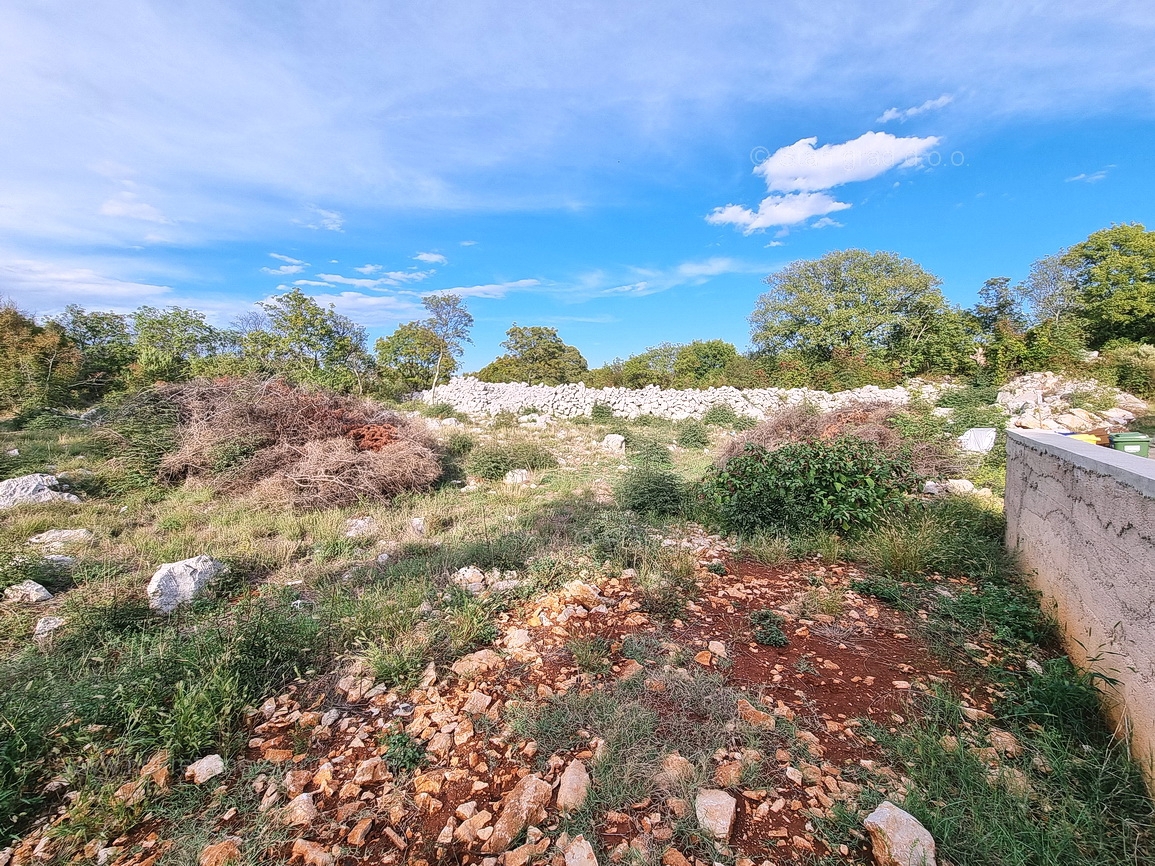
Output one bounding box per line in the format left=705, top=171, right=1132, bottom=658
left=719, top=401, right=962, bottom=478
left=156, top=378, right=441, bottom=508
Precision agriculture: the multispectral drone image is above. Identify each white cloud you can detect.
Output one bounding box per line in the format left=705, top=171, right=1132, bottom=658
left=270, top=253, right=305, bottom=265
left=261, top=252, right=308, bottom=275
left=413, top=251, right=447, bottom=265
left=708, top=192, right=851, bottom=233
left=314, top=268, right=435, bottom=289
left=297, top=207, right=344, bottom=232
left=1066, top=168, right=1111, bottom=183
left=810, top=216, right=844, bottom=228
left=98, top=192, right=171, bottom=224
left=877, top=94, right=954, bottom=123
left=290, top=290, right=422, bottom=326
left=427, top=279, right=541, bottom=299
left=459, top=240, right=478, bottom=246
left=710, top=131, right=938, bottom=233
left=755, top=132, right=940, bottom=192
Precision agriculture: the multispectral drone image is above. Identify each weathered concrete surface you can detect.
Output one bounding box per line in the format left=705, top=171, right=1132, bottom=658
left=1005, top=430, right=1155, bottom=793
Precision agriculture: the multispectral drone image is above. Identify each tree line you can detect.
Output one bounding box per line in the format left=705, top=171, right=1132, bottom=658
left=2, top=222, right=1153, bottom=417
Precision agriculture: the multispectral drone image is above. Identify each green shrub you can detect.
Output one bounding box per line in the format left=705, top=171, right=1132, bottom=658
left=850, top=575, right=905, bottom=606
left=615, top=468, right=685, bottom=516
left=731, top=414, right=758, bottom=431
left=702, top=403, right=739, bottom=427
left=749, top=609, right=788, bottom=647
left=1102, top=343, right=1155, bottom=399
left=568, top=636, right=611, bottom=674
left=382, top=732, right=425, bottom=772
left=491, top=411, right=517, bottom=429
left=442, top=431, right=474, bottom=459
left=465, top=441, right=558, bottom=480
left=935, top=385, right=999, bottom=410
left=590, top=403, right=614, bottom=423
left=19, top=410, right=85, bottom=431
left=675, top=420, right=710, bottom=449
left=582, top=510, right=653, bottom=566
left=425, top=402, right=463, bottom=420
left=627, top=435, right=673, bottom=467
left=701, top=438, right=915, bottom=535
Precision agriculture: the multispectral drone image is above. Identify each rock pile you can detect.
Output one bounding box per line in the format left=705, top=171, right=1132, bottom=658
left=997, top=372, right=1147, bottom=432
left=420, top=378, right=943, bottom=422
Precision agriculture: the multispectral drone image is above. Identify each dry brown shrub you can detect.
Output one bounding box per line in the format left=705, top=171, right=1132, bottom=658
left=718, top=401, right=962, bottom=478
left=154, top=377, right=440, bottom=507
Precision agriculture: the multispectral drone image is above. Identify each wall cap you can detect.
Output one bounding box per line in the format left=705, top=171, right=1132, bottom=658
left=1007, top=429, right=1155, bottom=499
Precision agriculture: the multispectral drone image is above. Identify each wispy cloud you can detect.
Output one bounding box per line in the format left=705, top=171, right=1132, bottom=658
left=413, top=251, right=447, bottom=265
left=1066, top=166, right=1112, bottom=183
left=297, top=207, right=344, bottom=232
left=708, top=131, right=938, bottom=233
left=310, top=268, right=436, bottom=289
left=426, top=279, right=541, bottom=299
left=261, top=252, right=308, bottom=275
left=98, top=192, right=171, bottom=224
left=877, top=94, right=953, bottom=123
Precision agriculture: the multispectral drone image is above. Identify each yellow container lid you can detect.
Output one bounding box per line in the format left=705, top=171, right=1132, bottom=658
left=1070, top=434, right=1099, bottom=444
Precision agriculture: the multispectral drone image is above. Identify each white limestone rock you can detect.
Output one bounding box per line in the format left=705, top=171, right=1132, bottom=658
left=0, top=474, right=80, bottom=510
left=146, top=555, right=226, bottom=614
left=3, top=580, right=53, bottom=604
left=864, top=800, right=936, bottom=866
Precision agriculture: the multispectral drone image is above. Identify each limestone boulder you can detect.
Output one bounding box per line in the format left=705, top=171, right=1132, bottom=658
left=484, top=774, right=552, bottom=853
left=0, top=474, right=80, bottom=510
left=3, top=580, right=53, bottom=604
left=694, top=789, right=736, bottom=841
left=556, top=759, right=590, bottom=814
left=147, top=555, right=226, bottom=613
left=864, top=800, right=936, bottom=866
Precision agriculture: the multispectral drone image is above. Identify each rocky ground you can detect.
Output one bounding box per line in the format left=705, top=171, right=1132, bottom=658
left=5, top=531, right=1029, bottom=866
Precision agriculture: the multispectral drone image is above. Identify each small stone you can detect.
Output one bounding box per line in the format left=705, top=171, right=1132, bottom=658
left=28, top=528, right=94, bottom=549
left=289, top=838, right=333, bottom=866
left=484, top=774, right=552, bottom=853
left=656, top=753, right=695, bottom=788
left=347, top=818, right=374, bottom=846
left=198, top=838, right=242, bottom=866
left=600, top=434, right=626, bottom=454
left=661, top=850, right=692, bottom=866
left=462, top=691, right=493, bottom=715
left=504, top=469, right=530, bottom=485
left=452, top=649, right=504, bottom=678
left=988, top=729, right=1023, bottom=757
left=184, top=754, right=225, bottom=784
left=3, top=580, right=53, bottom=603
left=863, top=800, right=936, bottom=866
left=283, top=793, right=318, bottom=826
left=736, top=699, right=775, bottom=729
left=0, top=474, right=80, bottom=510
left=694, top=789, right=736, bottom=841
left=707, top=640, right=727, bottom=658
left=147, top=555, right=226, bottom=614
left=32, top=615, right=65, bottom=638
left=563, top=835, right=598, bottom=866
left=556, top=760, right=591, bottom=814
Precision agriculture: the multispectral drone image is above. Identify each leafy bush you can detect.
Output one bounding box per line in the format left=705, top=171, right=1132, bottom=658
left=749, top=609, right=788, bottom=647
left=590, top=402, right=614, bottom=423
left=701, top=438, right=915, bottom=535
left=19, top=410, right=86, bottom=431
left=425, top=402, right=464, bottom=420
left=382, top=732, right=426, bottom=772
left=465, top=441, right=558, bottom=480
left=702, top=403, right=739, bottom=426
left=1102, top=342, right=1155, bottom=399
left=615, top=468, right=685, bottom=516
left=935, top=384, right=999, bottom=410
left=441, top=431, right=474, bottom=459
left=850, top=575, right=905, bottom=606
left=568, top=636, right=611, bottom=674
left=675, top=420, right=710, bottom=448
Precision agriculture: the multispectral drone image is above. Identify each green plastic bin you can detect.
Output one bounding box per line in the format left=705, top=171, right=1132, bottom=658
left=1108, top=432, right=1150, bottom=458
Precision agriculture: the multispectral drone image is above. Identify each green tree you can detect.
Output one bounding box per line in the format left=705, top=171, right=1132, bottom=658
left=1063, top=223, right=1155, bottom=348
left=0, top=301, right=81, bottom=412
left=476, top=325, right=588, bottom=385
left=131, top=306, right=226, bottom=384
left=51, top=305, right=135, bottom=401
left=751, top=249, right=969, bottom=377
left=421, top=294, right=473, bottom=397
left=673, top=340, right=740, bottom=387
left=619, top=343, right=680, bottom=388
left=1021, top=252, right=1079, bottom=326
left=375, top=322, right=455, bottom=395
left=241, top=289, right=374, bottom=392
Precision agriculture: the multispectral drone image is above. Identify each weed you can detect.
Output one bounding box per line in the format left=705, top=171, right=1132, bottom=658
left=799, top=589, right=844, bottom=618
left=614, top=468, right=684, bottom=516
left=441, top=431, right=474, bottom=459
left=705, top=561, right=727, bottom=576
left=850, top=575, right=905, bottom=606
left=675, top=419, right=710, bottom=449
left=567, top=636, right=611, bottom=674
left=590, top=403, right=614, bottom=423
left=382, top=731, right=426, bottom=772
left=491, top=410, right=517, bottom=429
left=581, top=509, right=653, bottom=567
left=465, top=441, right=558, bottom=480
left=702, top=403, right=739, bottom=427
left=626, top=435, right=673, bottom=467
left=749, top=609, right=788, bottom=647
left=738, top=532, right=791, bottom=566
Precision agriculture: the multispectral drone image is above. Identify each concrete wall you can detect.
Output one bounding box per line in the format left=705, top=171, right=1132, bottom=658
left=1005, top=430, right=1155, bottom=791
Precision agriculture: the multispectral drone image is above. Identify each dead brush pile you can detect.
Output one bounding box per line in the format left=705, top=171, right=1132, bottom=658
left=155, top=378, right=441, bottom=508
left=718, top=401, right=962, bottom=478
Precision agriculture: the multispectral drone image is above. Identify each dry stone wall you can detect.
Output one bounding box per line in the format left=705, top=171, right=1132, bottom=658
left=420, top=377, right=942, bottom=420
left=1005, top=430, right=1155, bottom=794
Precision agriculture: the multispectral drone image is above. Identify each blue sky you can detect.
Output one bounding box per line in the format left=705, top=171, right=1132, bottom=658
left=2, top=1, right=1154, bottom=370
